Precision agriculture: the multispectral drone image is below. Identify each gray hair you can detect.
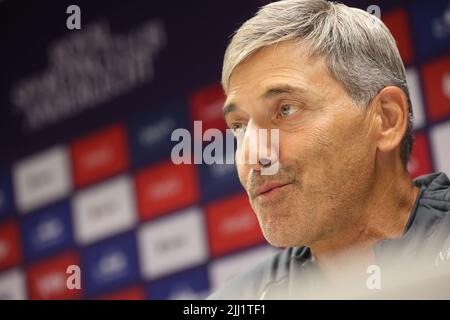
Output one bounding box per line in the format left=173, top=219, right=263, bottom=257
left=222, top=0, right=414, bottom=165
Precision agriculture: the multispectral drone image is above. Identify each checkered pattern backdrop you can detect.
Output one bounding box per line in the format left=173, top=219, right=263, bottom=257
left=0, top=0, right=449, bottom=299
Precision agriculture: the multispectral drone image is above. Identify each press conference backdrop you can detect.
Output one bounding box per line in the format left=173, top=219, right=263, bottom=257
left=0, top=0, right=449, bottom=299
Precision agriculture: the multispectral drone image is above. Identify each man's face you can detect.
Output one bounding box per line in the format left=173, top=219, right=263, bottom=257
left=224, top=40, right=378, bottom=248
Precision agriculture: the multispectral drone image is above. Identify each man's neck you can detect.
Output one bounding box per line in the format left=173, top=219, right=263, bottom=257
left=310, top=163, right=420, bottom=278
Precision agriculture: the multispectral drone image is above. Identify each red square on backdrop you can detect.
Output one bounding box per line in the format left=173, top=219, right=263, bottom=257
left=70, top=124, right=129, bottom=188
left=382, top=9, right=414, bottom=65
left=408, top=132, right=433, bottom=179
left=189, top=83, right=227, bottom=133
left=96, top=286, right=145, bottom=300
left=135, top=161, right=199, bottom=220
left=0, top=220, right=22, bottom=271
left=422, top=56, right=450, bottom=122
left=206, top=193, right=264, bottom=258
left=27, top=251, right=80, bottom=300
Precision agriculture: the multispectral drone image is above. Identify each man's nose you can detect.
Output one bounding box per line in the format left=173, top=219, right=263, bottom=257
left=239, top=123, right=279, bottom=174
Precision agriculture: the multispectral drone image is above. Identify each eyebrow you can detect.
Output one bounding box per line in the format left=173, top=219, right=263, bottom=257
left=223, top=84, right=306, bottom=117
left=223, top=103, right=236, bottom=117
left=260, top=84, right=303, bottom=100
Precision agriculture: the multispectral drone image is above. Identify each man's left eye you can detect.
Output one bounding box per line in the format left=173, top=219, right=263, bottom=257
left=279, top=104, right=298, bottom=117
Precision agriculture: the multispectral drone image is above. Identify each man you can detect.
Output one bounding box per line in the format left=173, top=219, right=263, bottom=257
left=209, top=0, right=450, bottom=299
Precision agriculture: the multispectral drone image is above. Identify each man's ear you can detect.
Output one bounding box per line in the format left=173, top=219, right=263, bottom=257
left=371, top=86, right=409, bottom=157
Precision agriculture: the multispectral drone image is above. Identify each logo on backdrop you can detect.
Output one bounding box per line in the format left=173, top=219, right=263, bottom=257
left=11, top=19, right=167, bottom=132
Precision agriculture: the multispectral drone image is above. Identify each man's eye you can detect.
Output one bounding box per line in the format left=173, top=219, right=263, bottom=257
left=230, top=122, right=246, bottom=134
left=279, top=104, right=298, bottom=118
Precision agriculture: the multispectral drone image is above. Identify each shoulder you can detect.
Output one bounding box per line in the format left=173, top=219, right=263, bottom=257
left=415, top=172, right=450, bottom=209
left=400, top=172, right=450, bottom=259
left=207, top=247, right=309, bottom=300
left=413, top=172, right=450, bottom=232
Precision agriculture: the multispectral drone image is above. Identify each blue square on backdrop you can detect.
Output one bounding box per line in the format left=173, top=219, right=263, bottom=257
left=21, top=200, right=74, bottom=262
left=198, top=162, right=243, bottom=203
left=197, top=132, right=243, bottom=203
left=0, top=172, right=14, bottom=221
left=81, top=232, right=140, bottom=298
left=127, top=100, right=191, bottom=169
left=410, top=0, right=450, bottom=60
left=147, top=265, right=210, bottom=300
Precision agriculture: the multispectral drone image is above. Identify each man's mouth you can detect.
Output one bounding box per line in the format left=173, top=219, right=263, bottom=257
left=254, top=181, right=293, bottom=199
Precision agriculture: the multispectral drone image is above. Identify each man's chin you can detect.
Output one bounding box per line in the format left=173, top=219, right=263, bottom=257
left=262, top=213, right=319, bottom=244
left=265, top=238, right=303, bottom=249
left=261, top=228, right=307, bottom=248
